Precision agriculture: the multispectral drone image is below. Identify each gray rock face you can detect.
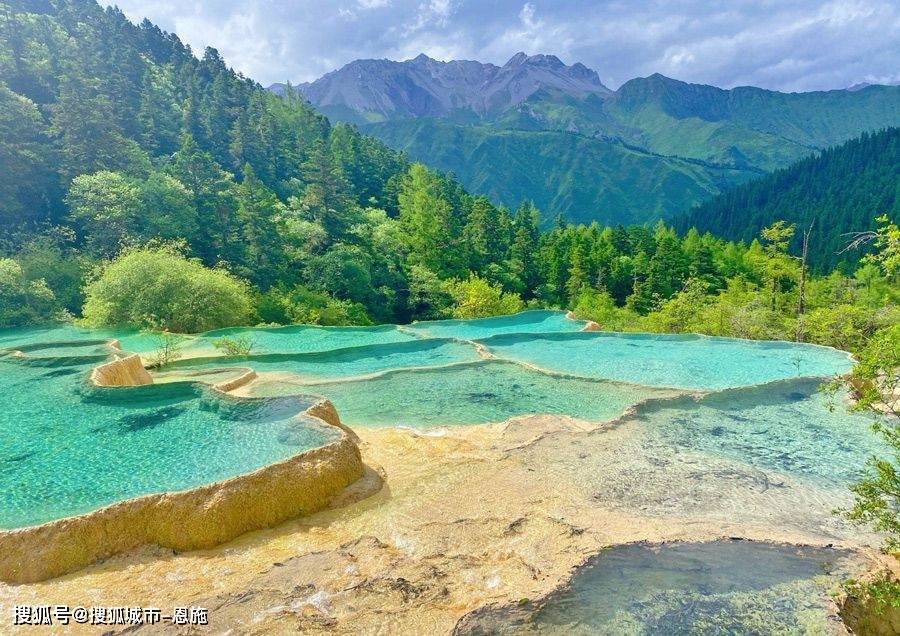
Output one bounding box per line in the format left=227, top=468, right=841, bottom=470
left=282, top=52, right=611, bottom=120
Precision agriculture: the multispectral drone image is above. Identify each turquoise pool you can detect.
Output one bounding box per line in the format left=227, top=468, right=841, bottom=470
left=458, top=541, right=864, bottom=634
left=479, top=331, right=853, bottom=390
left=0, top=343, right=338, bottom=529
left=0, top=311, right=870, bottom=531
left=403, top=309, right=586, bottom=340
left=168, top=338, right=482, bottom=384
left=200, top=322, right=418, bottom=355
left=247, top=360, right=675, bottom=427
left=637, top=378, right=885, bottom=489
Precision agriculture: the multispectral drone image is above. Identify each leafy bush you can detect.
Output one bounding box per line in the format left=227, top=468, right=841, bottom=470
left=144, top=330, right=185, bottom=368
left=213, top=335, right=255, bottom=356
left=443, top=273, right=524, bottom=319
left=14, top=238, right=93, bottom=316
left=0, top=258, right=58, bottom=327
left=845, top=574, right=900, bottom=614
left=571, top=289, right=634, bottom=331
left=81, top=247, right=253, bottom=333
left=642, top=278, right=710, bottom=334
left=257, top=285, right=372, bottom=326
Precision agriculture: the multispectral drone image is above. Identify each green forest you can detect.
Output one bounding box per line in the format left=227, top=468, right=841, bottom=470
left=678, top=127, right=900, bottom=271
left=0, top=0, right=897, bottom=363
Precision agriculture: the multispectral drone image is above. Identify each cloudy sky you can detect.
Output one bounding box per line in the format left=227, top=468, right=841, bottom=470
left=108, top=0, right=900, bottom=92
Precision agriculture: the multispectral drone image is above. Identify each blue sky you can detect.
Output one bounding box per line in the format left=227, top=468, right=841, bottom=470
left=109, top=0, right=900, bottom=91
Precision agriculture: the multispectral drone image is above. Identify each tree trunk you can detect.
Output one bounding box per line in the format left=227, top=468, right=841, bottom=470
left=795, top=223, right=813, bottom=341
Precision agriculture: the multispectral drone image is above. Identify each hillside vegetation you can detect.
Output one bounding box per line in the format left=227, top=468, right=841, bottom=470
left=0, top=0, right=896, bottom=361
left=294, top=53, right=900, bottom=225
left=678, top=127, right=900, bottom=271
left=365, top=119, right=749, bottom=226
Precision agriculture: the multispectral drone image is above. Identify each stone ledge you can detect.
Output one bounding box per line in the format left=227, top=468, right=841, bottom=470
left=213, top=368, right=258, bottom=392
left=0, top=397, right=364, bottom=584
left=90, top=353, right=153, bottom=387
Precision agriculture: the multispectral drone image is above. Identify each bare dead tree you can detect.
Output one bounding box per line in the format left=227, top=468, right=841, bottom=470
left=838, top=230, right=877, bottom=254
left=795, top=222, right=813, bottom=342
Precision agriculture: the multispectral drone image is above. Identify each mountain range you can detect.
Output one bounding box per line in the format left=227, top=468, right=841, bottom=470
left=271, top=53, right=900, bottom=226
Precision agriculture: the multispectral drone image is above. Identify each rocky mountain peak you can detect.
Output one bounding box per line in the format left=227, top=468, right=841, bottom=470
left=290, top=52, right=611, bottom=121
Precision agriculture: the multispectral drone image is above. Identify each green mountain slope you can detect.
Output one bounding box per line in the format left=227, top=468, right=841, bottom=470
left=0, top=0, right=404, bottom=234
left=303, top=58, right=900, bottom=226
left=364, top=118, right=754, bottom=226
left=547, top=76, right=900, bottom=170
left=676, top=127, right=900, bottom=271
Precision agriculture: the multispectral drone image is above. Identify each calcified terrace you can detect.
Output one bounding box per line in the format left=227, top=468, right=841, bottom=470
left=0, top=311, right=891, bottom=633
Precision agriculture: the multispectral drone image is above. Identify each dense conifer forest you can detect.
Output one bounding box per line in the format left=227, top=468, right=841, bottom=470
left=0, top=0, right=897, bottom=360
left=678, top=127, right=900, bottom=271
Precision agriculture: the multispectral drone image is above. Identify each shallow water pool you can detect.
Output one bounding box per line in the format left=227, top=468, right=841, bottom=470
left=0, top=346, right=337, bottom=529
left=637, top=378, right=885, bottom=489
left=247, top=360, right=673, bottom=427
left=167, top=338, right=481, bottom=383
left=460, top=541, right=862, bottom=635
left=403, top=310, right=586, bottom=340
left=200, top=322, right=417, bottom=354
left=480, top=331, right=853, bottom=390
left=0, top=312, right=873, bottom=534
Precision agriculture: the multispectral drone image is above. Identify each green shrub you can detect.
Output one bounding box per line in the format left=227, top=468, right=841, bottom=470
left=257, top=286, right=372, bottom=326
left=81, top=247, right=253, bottom=333
left=213, top=335, right=255, bottom=356
left=14, top=239, right=93, bottom=317
left=571, top=289, right=635, bottom=331
left=642, top=279, right=710, bottom=334
left=443, top=273, right=524, bottom=319
left=0, top=258, right=58, bottom=327
left=144, top=330, right=185, bottom=368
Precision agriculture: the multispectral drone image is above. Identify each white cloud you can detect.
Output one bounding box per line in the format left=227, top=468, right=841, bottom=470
left=519, top=2, right=538, bottom=29
left=402, top=0, right=457, bottom=34
left=107, top=0, right=900, bottom=91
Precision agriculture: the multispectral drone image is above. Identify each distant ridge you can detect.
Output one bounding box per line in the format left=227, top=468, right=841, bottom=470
left=269, top=54, right=900, bottom=227
left=273, top=52, right=610, bottom=124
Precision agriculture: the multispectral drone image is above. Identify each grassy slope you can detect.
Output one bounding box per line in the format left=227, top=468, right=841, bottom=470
left=364, top=119, right=753, bottom=226
left=353, top=84, right=899, bottom=227
left=503, top=84, right=900, bottom=171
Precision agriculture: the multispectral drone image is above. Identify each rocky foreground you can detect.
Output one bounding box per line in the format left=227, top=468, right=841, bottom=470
left=3, top=411, right=894, bottom=634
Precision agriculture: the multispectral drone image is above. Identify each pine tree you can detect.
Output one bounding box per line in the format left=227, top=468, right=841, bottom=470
left=398, top=163, right=463, bottom=278
left=234, top=164, right=284, bottom=288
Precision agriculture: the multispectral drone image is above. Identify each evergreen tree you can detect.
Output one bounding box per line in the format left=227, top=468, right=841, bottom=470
left=50, top=74, right=150, bottom=181
left=233, top=164, right=284, bottom=288
left=166, top=134, right=239, bottom=264
left=137, top=64, right=181, bottom=156
left=398, top=163, right=463, bottom=278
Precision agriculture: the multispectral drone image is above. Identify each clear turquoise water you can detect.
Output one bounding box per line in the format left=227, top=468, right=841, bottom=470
left=200, top=323, right=417, bottom=354
left=0, top=344, right=338, bottom=529
left=505, top=376, right=887, bottom=537
left=403, top=310, right=586, bottom=340
left=480, top=331, right=853, bottom=390
left=462, top=541, right=863, bottom=635
left=0, top=311, right=871, bottom=535
left=248, top=360, right=670, bottom=427
left=0, top=325, right=100, bottom=349
left=0, top=324, right=196, bottom=356
left=168, top=338, right=481, bottom=383
left=635, top=378, right=884, bottom=489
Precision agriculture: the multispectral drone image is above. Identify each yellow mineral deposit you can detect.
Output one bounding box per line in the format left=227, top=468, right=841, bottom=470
left=89, top=354, right=153, bottom=387
left=2, top=407, right=894, bottom=634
